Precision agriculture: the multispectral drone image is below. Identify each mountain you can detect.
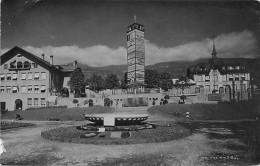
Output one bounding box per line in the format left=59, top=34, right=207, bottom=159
left=78, top=58, right=260, bottom=79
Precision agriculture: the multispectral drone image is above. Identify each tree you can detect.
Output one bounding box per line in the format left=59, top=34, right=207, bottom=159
left=104, top=73, right=119, bottom=90
left=73, top=99, right=78, bottom=107
left=180, top=95, right=186, bottom=103
left=70, top=68, right=85, bottom=96
left=88, top=74, right=104, bottom=92
left=175, top=76, right=191, bottom=94
left=120, top=72, right=128, bottom=89
left=89, top=99, right=94, bottom=107
left=145, top=69, right=160, bottom=88
left=104, top=98, right=113, bottom=107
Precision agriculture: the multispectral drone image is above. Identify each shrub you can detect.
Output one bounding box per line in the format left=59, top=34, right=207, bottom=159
left=73, top=99, right=79, bottom=107
left=104, top=98, right=112, bottom=107
left=164, top=95, right=170, bottom=100
left=89, top=99, right=94, bottom=107
left=163, top=99, right=168, bottom=105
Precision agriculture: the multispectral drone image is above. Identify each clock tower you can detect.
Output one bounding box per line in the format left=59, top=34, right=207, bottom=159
left=126, top=19, right=145, bottom=87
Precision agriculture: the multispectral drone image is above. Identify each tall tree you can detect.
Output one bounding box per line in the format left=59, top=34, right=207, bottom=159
left=145, top=69, right=160, bottom=88
left=88, top=73, right=104, bottom=92
left=104, top=73, right=119, bottom=89
left=159, top=72, right=172, bottom=91
left=70, top=67, right=85, bottom=95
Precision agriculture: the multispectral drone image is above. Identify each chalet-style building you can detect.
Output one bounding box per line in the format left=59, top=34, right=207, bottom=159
left=187, top=39, right=251, bottom=95
left=0, top=46, right=76, bottom=111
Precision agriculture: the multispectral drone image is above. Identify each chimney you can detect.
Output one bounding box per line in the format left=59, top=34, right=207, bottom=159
left=41, top=54, right=45, bottom=60
left=50, top=55, right=53, bottom=65
left=73, top=60, right=77, bottom=67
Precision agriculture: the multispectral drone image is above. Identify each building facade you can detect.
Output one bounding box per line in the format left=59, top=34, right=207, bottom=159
left=0, top=46, right=76, bottom=111
left=187, top=40, right=251, bottom=95
left=126, top=21, right=145, bottom=84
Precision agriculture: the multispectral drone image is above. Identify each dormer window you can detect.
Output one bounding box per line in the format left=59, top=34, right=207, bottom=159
left=235, top=66, right=240, bottom=70
left=10, top=61, right=16, bottom=69
left=23, top=61, right=30, bottom=68
left=228, top=66, right=233, bottom=70
left=17, top=61, right=23, bottom=69
left=4, top=64, right=8, bottom=70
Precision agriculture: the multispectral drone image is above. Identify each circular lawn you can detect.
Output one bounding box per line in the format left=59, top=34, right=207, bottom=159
left=41, top=122, right=191, bottom=145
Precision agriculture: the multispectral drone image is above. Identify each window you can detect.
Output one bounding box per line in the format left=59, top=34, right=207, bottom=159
left=228, top=66, right=233, bottom=70
left=28, top=73, right=32, bottom=80
left=41, top=98, right=45, bottom=105
left=28, top=85, right=33, bottom=93
left=21, top=73, right=26, bottom=80
left=23, top=61, right=30, bottom=68
left=222, top=75, right=226, bottom=81
left=127, top=35, right=130, bottom=41
left=1, top=86, right=4, bottom=93
left=4, top=64, right=8, bottom=70
left=213, top=71, right=218, bottom=82
left=34, top=72, right=39, bottom=80
left=235, top=66, right=240, bottom=70
left=241, top=76, right=246, bottom=81
left=32, top=63, right=38, bottom=68
left=1, top=74, right=5, bottom=81
left=234, top=74, right=239, bottom=81
left=213, top=85, right=218, bottom=91
left=6, top=86, right=11, bottom=93
left=228, top=74, right=233, bottom=81
left=6, top=73, right=11, bottom=80
left=243, top=84, right=246, bottom=90
left=10, top=61, right=16, bottom=69
left=41, top=72, right=46, bottom=80
left=21, top=86, right=26, bottom=93
left=205, top=85, right=210, bottom=92
left=197, top=75, right=203, bottom=81
left=27, top=98, right=32, bottom=106
left=34, top=98, right=38, bottom=105
left=205, top=75, right=210, bottom=81
left=12, top=73, right=17, bottom=80
left=34, top=85, right=39, bottom=93
left=229, top=77, right=234, bottom=81
left=40, top=85, right=46, bottom=93
left=235, top=84, right=238, bottom=90
left=12, top=86, right=18, bottom=93
left=17, top=61, right=23, bottom=68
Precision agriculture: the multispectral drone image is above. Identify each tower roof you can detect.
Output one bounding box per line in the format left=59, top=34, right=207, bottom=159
left=127, top=22, right=145, bottom=32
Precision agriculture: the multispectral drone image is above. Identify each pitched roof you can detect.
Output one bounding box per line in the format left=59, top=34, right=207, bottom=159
left=187, top=58, right=255, bottom=75
left=1, top=46, right=56, bottom=71
left=55, top=61, right=77, bottom=72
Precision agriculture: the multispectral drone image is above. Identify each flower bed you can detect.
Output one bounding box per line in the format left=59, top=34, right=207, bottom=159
left=41, top=123, right=191, bottom=145
left=1, top=121, right=35, bottom=130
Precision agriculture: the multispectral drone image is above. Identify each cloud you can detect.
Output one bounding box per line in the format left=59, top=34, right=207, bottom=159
left=1, top=30, right=258, bottom=67
left=145, top=30, right=258, bottom=65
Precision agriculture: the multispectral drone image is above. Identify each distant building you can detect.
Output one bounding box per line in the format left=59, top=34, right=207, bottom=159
left=0, top=46, right=76, bottom=111
left=187, top=37, right=251, bottom=95
left=126, top=18, right=145, bottom=91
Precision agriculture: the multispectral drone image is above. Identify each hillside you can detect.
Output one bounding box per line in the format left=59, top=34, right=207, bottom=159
left=77, top=57, right=260, bottom=80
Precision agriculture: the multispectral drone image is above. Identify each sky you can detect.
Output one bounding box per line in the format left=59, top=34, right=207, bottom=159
left=1, top=0, right=260, bottom=66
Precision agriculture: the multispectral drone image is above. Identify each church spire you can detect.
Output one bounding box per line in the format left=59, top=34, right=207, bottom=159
left=211, top=35, right=217, bottom=63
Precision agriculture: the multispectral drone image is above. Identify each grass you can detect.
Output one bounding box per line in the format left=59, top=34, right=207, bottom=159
left=180, top=121, right=260, bottom=164
left=1, top=121, right=35, bottom=130
left=147, top=100, right=260, bottom=120
left=1, top=106, right=115, bottom=121
left=41, top=123, right=191, bottom=145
